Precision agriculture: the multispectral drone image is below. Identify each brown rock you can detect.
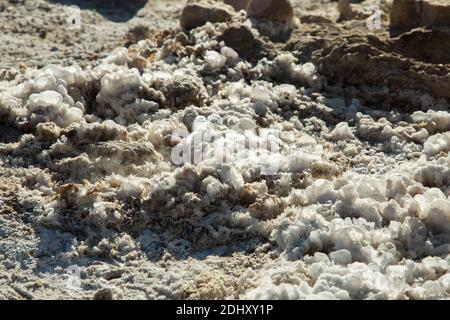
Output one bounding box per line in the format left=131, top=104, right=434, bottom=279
left=314, top=30, right=450, bottom=109
left=225, top=0, right=294, bottom=41
left=180, top=0, right=236, bottom=30
left=422, top=0, right=450, bottom=27
left=93, top=288, right=114, bottom=300
left=337, top=0, right=371, bottom=22
left=390, top=0, right=450, bottom=36
left=218, top=25, right=267, bottom=63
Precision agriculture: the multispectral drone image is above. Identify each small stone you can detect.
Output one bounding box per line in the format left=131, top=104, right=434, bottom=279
left=180, top=0, right=236, bottom=30
left=218, top=25, right=266, bottom=63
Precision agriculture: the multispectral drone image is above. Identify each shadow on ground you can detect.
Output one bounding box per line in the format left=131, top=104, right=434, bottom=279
left=48, top=0, right=149, bottom=22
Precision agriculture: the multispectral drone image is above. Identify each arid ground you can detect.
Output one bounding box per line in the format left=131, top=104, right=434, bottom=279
left=1, top=0, right=450, bottom=300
